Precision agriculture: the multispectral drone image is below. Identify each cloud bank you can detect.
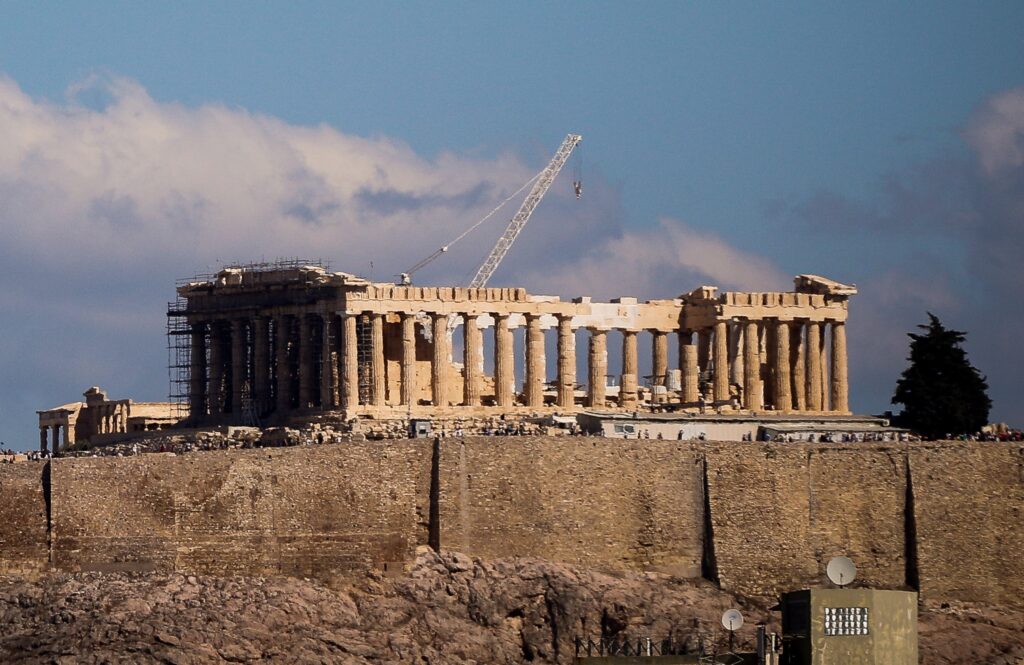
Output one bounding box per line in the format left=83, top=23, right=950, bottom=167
left=0, top=73, right=773, bottom=448
left=4, top=72, right=1020, bottom=446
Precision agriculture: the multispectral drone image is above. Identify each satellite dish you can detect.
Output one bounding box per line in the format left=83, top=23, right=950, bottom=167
left=826, top=556, right=857, bottom=587
left=721, top=609, right=744, bottom=631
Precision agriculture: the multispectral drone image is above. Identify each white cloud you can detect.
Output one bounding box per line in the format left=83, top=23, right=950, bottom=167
left=965, top=86, right=1024, bottom=175
left=535, top=217, right=788, bottom=300
left=0, top=72, right=792, bottom=448
left=0, top=72, right=786, bottom=301
left=0, top=73, right=541, bottom=275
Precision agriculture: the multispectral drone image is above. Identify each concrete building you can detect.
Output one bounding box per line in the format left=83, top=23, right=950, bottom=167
left=780, top=588, right=918, bottom=664
left=170, top=263, right=856, bottom=427
left=575, top=412, right=905, bottom=442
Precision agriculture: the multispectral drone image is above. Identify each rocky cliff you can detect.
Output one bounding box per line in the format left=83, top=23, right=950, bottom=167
left=1, top=549, right=1021, bottom=665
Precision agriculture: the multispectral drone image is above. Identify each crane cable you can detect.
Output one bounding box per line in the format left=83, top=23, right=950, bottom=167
left=400, top=167, right=544, bottom=281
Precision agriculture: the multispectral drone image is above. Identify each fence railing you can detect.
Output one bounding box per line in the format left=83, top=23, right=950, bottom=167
left=573, top=636, right=749, bottom=663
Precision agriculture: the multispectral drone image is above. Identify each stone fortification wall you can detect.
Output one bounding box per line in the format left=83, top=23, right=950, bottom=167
left=0, top=439, right=1020, bottom=606
left=50, top=442, right=429, bottom=578
left=436, top=437, right=705, bottom=577
left=705, top=444, right=817, bottom=596
left=910, top=442, right=1024, bottom=605
left=704, top=444, right=909, bottom=598
left=0, top=463, right=48, bottom=574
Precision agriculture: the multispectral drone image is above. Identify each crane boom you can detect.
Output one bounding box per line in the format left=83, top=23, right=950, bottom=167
left=468, top=133, right=582, bottom=288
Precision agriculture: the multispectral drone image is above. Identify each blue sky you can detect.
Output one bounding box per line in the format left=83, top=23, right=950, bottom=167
left=1, top=2, right=1023, bottom=448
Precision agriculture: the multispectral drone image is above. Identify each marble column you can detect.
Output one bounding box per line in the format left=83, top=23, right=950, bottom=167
left=620, top=330, right=638, bottom=408
left=494, top=314, right=514, bottom=408
left=253, top=317, right=270, bottom=414
left=713, top=320, right=730, bottom=403
left=39, top=428, right=48, bottom=455
left=678, top=331, right=692, bottom=400
left=274, top=316, right=291, bottom=413
left=51, top=425, right=61, bottom=453
left=587, top=329, right=607, bottom=407
left=805, top=321, right=822, bottom=411
left=791, top=322, right=806, bottom=411
left=729, top=322, right=744, bottom=389
left=697, top=329, right=712, bottom=374
left=830, top=321, right=849, bottom=412
left=463, top=315, right=482, bottom=406
left=189, top=322, right=207, bottom=418
left=231, top=318, right=246, bottom=414
left=320, top=315, right=336, bottom=409
left=743, top=320, right=762, bottom=410
left=652, top=331, right=668, bottom=404
left=556, top=315, right=575, bottom=408
left=774, top=320, right=792, bottom=412
left=525, top=315, right=545, bottom=408
left=342, top=314, right=359, bottom=409
left=208, top=321, right=224, bottom=415
left=371, top=314, right=386, bottom=407
left=431, top=313, right=450, bottom=407
left=298, top=314, right=314, bottom=409
left=682, top=342, right=700, bottom=404
left=400, top=313, right=416, bottom=406
left=819, top=325, right=830, bottom=411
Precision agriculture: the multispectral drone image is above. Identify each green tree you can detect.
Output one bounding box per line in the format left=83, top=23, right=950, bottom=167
left=892, top=313, right=991, bottom=439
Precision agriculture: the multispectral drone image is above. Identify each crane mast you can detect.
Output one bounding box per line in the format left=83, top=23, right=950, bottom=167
left=468, top=133, right=582, bottom=288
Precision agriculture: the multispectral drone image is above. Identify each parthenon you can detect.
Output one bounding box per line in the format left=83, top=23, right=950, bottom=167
left=171, top=264, right=856, bottom=424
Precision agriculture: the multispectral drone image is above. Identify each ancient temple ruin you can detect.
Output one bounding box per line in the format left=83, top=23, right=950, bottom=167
left=169, top=262, right=855, bottom=426
left=37, top=386, right=177, bottom=453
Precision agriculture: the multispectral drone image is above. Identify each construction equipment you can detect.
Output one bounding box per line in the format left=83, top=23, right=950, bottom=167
left=468, top=133, right=582, bottom=288
left=399, top=133, right=582, bottom=286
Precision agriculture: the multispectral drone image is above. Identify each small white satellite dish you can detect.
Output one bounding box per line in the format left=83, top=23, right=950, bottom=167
left=721, top=609, right=744, bottom=631
left=826, top=556, right=858, bottom=587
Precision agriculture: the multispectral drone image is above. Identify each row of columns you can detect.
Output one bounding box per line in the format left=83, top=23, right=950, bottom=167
left=188, top=310, right=848, bottom=417
left=694, top=318, right=848, bottom=413
left=453, top=315, right=667, bottom=410
left=39, top=424, right=67, bottom=454
left=190, top=311, right=389, bottom=419
left=93, top=405, right=124, bottom=435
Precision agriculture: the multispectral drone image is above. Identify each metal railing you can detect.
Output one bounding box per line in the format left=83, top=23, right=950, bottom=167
left=573, top=636, right=748, bottom=663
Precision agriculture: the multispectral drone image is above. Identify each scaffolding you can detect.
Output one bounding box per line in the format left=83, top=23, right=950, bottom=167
left=167, top=258, right=329, bottom=420
left=213, top=257, right=331, bottom=274
left=356, top=314, right=373, bottom=404
left=166, top=293, right=191, bottom=420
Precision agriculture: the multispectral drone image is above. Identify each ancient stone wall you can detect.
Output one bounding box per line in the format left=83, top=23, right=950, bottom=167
left=705, top=443, right=909, bottom=597
left=909, top=442, right=1024, bottom=605
left=0, top=462, right=49, bottom=574
left=436, top=437, right=705, bottom=577
left=50, top=442, right=430, bottom=579
left=0, top=439, right=1020, bottom=607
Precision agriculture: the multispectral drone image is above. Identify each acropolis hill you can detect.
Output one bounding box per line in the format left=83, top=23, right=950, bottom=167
left=7, top=263, right=1024, bottom=663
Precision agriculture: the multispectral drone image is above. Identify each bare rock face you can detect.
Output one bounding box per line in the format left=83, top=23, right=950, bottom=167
left=0, top=549, right=1021, bottom=664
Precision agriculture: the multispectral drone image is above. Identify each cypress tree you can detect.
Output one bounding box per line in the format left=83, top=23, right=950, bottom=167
left=892, top=313, right=991, bottom=439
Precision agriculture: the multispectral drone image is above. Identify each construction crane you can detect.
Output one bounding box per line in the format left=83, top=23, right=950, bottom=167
left=400, top=133, right=582, bottom=286
left=468, top=132, right=582, bottom=288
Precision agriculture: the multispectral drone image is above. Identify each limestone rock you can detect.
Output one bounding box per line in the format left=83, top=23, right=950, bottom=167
left=0, top=551, right=1019, bottom=664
